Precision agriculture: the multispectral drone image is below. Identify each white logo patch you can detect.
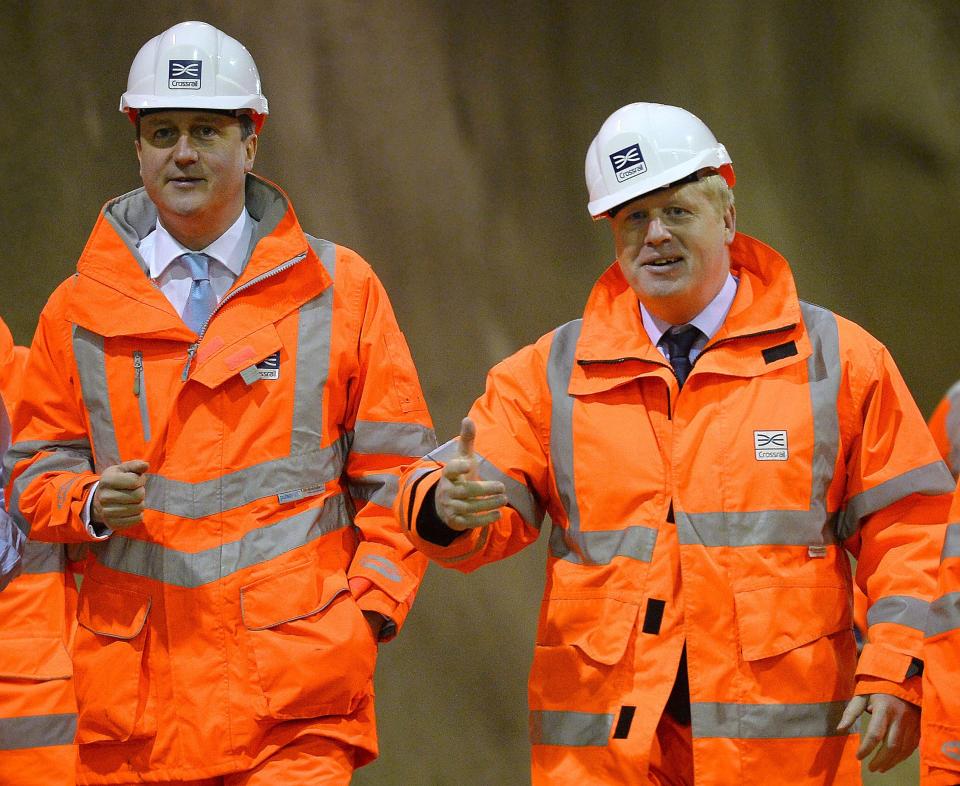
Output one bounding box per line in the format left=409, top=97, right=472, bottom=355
left=754, top=430, right=788, bottom=461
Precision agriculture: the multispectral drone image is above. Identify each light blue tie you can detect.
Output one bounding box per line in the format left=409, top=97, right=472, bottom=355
left=180, top=252, right=217, bottom=335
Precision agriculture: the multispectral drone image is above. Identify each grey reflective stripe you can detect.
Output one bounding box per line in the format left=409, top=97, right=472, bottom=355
left=22, top=541, right=65, bottom=575
left=290, top=289, right=331, bottom=453
left=0, top=713, right=77, bottom=750
left=351, top=420, right=437, bottom=457
left=801, top=303, right=842, bottom=521
left=144, top=439, right=347, bottom=519
left=306, top=234, right=336, bottom=280
left=680, top=510, right=839, bottom=548
left=678, top=303, right=842, bottom=548
left=944, top=380, right=960, bottom=476
left=549, top=524, right=657, bottom=565
left=867, top=595, right=929, bottom=632
left=843, top=462, right=955, bottom=528
left=926, top=592, right=960, bottom=637
left=529, top=709, right=614, bottom=747
left=349, top=473, right=398, bottom=508
left=429, top=441, right=544, bottom=528
left=546, top=320, right=646, bottom=563
left=547, top=320, right=583, bottom=534
left=692, top=700, right=851, bottom=740
left=5, top=440, right=93, bottom=536
left=942, top=523, right=960, bottom=560
left=91, top=493, right=352, bottom=588
left=73, top=326, right=120, bottom=470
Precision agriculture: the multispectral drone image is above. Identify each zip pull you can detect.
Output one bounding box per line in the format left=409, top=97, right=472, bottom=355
left=133, top=351, right=143, bottom=395
left=182, top=343, right=198, bottom=382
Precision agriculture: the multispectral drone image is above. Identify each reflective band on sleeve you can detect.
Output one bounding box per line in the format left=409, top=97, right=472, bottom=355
left=691, top=700, right=851, bottom=740
left=90, top=493, right=352, bottom=588
left=5, top=440, right=93, bottom=536
left=529, top=709, right=615, bottom=747
left=349, top=472, right=398, bottom=508
left=428, top=441, right=544, bottom=528
left=549, top=524, right=657, bottom=565
left=0, top=713, right=77, bottom=750
left=22, top=541, right=66, bottom=575
left=944, top=380, right=960, bottom=476
left=926, top=592, right=960, bottom=637
left=943, top=523, right=960, bottom=560
left=351, top=420, right=437, bottom=458
left=841, top=462, right=955, bottom=532
left=547, top=320, right=583, bottom=534
left=867, top=595, right=930, bottom=632
left=73, top=326, right=120, bottom=470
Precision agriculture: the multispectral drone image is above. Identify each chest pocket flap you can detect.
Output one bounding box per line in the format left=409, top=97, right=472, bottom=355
left=190, top=323, right=284, bottom=390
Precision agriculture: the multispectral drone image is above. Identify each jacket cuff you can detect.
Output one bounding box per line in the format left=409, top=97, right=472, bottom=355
left=853, top=675, right=921, bottom=706
left=348, top=542, right=419, bottom=641
left=399, top=468, right=486, bottom=563
left=855, top=641, right=915, bottom=682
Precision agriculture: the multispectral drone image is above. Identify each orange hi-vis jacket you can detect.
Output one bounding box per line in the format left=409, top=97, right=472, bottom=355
left=397, top=233, right=953, bottom=785
left=4, top=175, right=435, bottom=783
left=928, top=381, right=960, bottom=477
left=0, top=323, right=78, bottom=786
left=921, top=479, right=960, bottom=785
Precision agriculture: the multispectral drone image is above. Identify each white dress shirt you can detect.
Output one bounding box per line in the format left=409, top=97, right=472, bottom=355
left=139, top=208, right=255, bottom=314
left=640, top=272, right=739, bottom=363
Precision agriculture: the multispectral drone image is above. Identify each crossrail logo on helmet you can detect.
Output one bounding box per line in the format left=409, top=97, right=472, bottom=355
left=168, top=59, right=201, bottom=90
left=610, top=143, right=647, bottom=182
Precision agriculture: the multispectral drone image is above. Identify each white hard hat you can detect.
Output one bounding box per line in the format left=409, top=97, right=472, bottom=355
left=585, top=103, right=735, bottom=218
left=119, top=21, right=268, bottom=132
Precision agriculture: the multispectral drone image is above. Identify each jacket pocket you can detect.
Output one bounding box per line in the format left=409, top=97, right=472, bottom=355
left=734, top=582, right=852, bottom=661
left=530, top=597, right=639, bottom=709
left=73, top=576, right=155, bottom=743
left=241, top=561, right=376, bottom=719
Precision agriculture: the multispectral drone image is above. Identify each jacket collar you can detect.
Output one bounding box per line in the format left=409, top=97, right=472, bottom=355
left=569, top=233, right=811, bottom=395
left=65, top=175, right=330, bottom=340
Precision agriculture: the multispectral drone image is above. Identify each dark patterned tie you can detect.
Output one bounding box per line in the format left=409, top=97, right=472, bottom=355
left=180, top=252, right=217, bottom=335
left=659, top=325, right=703, bottom=388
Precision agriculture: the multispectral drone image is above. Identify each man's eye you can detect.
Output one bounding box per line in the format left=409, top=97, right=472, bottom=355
left=152, top=129, right=175, bottom=143
left=665, top=206, right=690, bottom=217
left=196, top=126, right=217, bottom=138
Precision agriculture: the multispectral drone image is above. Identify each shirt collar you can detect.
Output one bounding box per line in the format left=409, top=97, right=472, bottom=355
left=640, top=272, right=739, bottom=346
left=146, top=209, right=253, bottom=280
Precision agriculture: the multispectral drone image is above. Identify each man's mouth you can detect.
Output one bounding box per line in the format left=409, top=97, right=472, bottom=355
left=642, top=256, right=682, bottom=268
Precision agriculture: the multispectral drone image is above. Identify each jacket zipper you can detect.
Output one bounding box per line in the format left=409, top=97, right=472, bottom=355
left=181, top=252, right=308, bottom=381
left=133, top=350, right=151, bottom=442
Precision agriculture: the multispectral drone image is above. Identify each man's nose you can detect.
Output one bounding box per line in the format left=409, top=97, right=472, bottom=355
left=644, top=216, right=671, bottom=245
left=172, top=133, right=199, bottom=164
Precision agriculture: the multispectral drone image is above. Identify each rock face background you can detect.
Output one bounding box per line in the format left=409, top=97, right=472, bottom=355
left=3, top=3, right=957, bottom=784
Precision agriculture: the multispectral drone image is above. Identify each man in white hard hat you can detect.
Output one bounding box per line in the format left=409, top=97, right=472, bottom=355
left=394, top=102, right=953, bottom=784
left=3, top=20, right=435, bottom=785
